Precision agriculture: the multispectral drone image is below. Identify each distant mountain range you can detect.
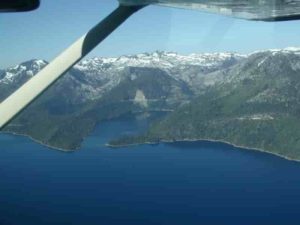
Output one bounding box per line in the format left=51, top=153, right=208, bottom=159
left=1, top=48, right=300, bottom=160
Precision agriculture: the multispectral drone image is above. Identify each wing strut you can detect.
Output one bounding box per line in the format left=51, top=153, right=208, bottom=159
left=0, top=4, right=145, bottom=129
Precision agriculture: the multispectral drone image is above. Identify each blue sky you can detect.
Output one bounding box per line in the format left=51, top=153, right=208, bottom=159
left=1, top=0, right=300, bottom=68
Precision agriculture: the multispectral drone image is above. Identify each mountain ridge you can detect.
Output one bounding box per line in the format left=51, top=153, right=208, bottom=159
left=1, top=48, right=300, bottom=159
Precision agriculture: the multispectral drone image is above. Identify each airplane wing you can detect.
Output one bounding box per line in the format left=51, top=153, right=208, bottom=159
left=0, top=0, right=40, bottom=12
left=119, top=0, right=300, bottom=21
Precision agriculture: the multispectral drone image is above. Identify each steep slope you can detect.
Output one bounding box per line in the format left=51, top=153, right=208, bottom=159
left=3, top=48, right=300, bottom=155
left=110, top=48, right=300, bottom=160
left=74, top=51, right=245, bottom=94
left=2, top=52, right=220, bottom=150
left=0, top=59, right=47, bottom=100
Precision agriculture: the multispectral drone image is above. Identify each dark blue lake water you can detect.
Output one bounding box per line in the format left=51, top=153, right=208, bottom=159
left=1, top=115, right=300, bottom=225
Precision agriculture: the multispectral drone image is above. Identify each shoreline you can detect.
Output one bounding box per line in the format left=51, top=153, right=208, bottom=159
left=2, top=131, right=300, bottom=163
left=0, top=131, right=76, bottom=153
left=107, top=138, right=300, bottom=163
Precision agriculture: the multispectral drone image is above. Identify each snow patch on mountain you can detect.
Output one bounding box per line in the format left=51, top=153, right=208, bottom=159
left=2, top=48, right=299, bottom=103
left=75, top=51, right=246, bottom=71
left=250, top=46, right=300, bottom=55
left=0, top=59, right=47, bottom=84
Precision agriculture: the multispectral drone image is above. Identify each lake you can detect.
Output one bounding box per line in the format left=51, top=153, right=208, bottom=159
left=0, top=115, right=300, bottom=225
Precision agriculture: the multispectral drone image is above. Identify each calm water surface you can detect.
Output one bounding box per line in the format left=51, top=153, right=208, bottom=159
left=0, top=116, right=300, bottom=225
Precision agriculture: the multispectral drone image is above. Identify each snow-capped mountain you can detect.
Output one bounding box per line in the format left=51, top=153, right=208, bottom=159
left=74, top=51, right=245, bottom=93
left=2, top=48, right=300, bottom=104
left=2, top=48, right=300, bottom=153
left=75, top=51, right=245, bottom=71
left=116, top=47, right=300, bottom=160
left=0, top=59, right=47, bottom=85
left=0, top=51, right=245, bottom=102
